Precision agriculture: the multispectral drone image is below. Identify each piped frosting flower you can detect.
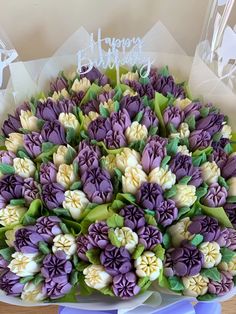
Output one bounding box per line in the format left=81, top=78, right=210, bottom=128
left=122, top=165, right=147, bottom=194
left=199, top=242, right=222, bottom=268
left=149, top=167, right=176, bottom=190
left=135, top=251, right=162, bottom=281
left=182, top=274, right=209, bottom=297
left=83, top=265, right=112, bottom=290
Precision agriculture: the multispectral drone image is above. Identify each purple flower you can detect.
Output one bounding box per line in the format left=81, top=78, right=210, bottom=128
left=212, top=138, right=230, bottom=151
left=113, top=272, right=140, bottom=299
left=119, top=205, right=145, bottom=230
left=76, top=235, right=93, bottom=261
left=81, top=167, right=113, bottom=204
left=164, top=248, right=175, bottom=277
left=0, top=150, right=15, bottom=165
left=81, top=99, right=99, bottom=115
left=42, top=183, right=65, bottom=210
left=40, top=162, right=57, bottom=184
left=196, top=113, right=224, bottom=136
left=35, top=216, right=62, bottom=242
left=110, top=109, right=131, bottom=131
left=140, top=106, right=158, bottom=129
left=0, top=195, right=6, bottom=209
left=136, top=182, right=164, bottom=210
left=41, top=251, right=72, bottom=278
left=2, top=114, right=21, bottom=136
left=0, top=256, right=8, bottom=271
left=156, top=200, right=178, bottom=227
left=125, top=80, right=145, bottom=97
left=203, top=183, right=227, bottom=207
left=153, top=75, right=185, bottom=98
left=50, top=76, right=68, bottom=92
left=0, top=174, right=23, bottom=202
left=23, top=132, right=43, bottom=158
left=208, top=271, right=234, bottom=296
left=42, top=275, right=72, bottom=299
left=23, top=178, right=40, bottom=205
left=215, top=227, right=230, bottom=247
left=222, top=155, right=236, bottom=179
left=209, top=148, right=228, bottom=169
left=163, top=106, right=184, bottom=129
left=98, top=91, right=115, bottom=103
left=88, top=222, right=109, bottom=249
left=76, top=147, right=99, bottom=175
left=104, top=130, right=127, bottom=149
left=189, top=167, right=203, bottom=187
left=170, top=243, right=204, bottom=277
left=78, top=140, right=101, bottom=158
left=169, top=153, right=193, bottom=181
left=14, top=227, right=43, bottom=253
left=189, top=130, right=212, bottom=151
left=188, top=215, right=220, bottom=242
left=87, top=117, right=111, bottom=142
left=41, top=121, right=66, bottom=145
left=80, top=66, right=108, bottom=85
left=0, top=270, right=24, bottom=296
left=100, top=244, right=132, bottom=276
left=224, top=203, right=236, bottom=228
left=138, top=225, right=162, bottom=250
left=120, top=95, right=144, bottom=119
left=183, top=102, right=202, bottom=120
left=225, top=228, right=236, bottom=251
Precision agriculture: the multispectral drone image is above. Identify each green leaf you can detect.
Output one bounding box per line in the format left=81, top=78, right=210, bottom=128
left=66, top=127, right=76, bottom=144
left=227, top=196, right=236, bottom=203
left=42, top=142, right=54, bottom=152
left=70, top=270, right=79, bottom=286
left=192, top=153, right=207, bottom=167
left=36, top=144, right=58, bottom=162
left=32, top=274, right=44, bottom=286
left=144, top=209, right=155, bottom=216
left=37, top=118, right=45, bottom=129
left=199, top=107, right=210, bottom=117
left=99, top=104, right=110, bottom=118
left=20, top=276, right=35, bottom=284
left=199, top=202, right=233, bottom=228
left=196, top=186, right=208, bottom=200
left=178, top=176, right=192, bottom=185
left=153, top=244, right=165, bottom=260
left=111, top=200, right=125, bottom=211
left=53, top=285, right=79, bottom=302
left=75, top=260, right=89, bottom=272
left=197, top=294, right=217, bottom=301
left=164, top=186, right=177, bottom=199
left=193, top=147, right=213, bottom=157
left=0, top=247, right=15, bottom=261
left=139, top=76, right=150, bottom=85
left=80, top=83, right=103, bottom=105
left=190, top=234, right=204, bottom=246
left=17, top=149, right=30, bottom=159
left=83, top=203, right=112, bottom=222
left=218, top=176, right=229, bottom=189
left=105, top=67, right=128, bottom=86
left=10, top=199, right=25, bottom=206
left=61, top=218, right=81, bottom=234
left=201, top=268, right=221, bottom=281
left=159, top=66, right=169, bottom=77
left=106, top=214, right=124, bottom=228
left=154, top=92, right=169, bottom=136
left=100, top=286, right=115, bottom=297
left=129, top=140, right=146, bottom=153
left=64, top=146, right=77, bottom=164
left=86, top=248, right=101, bottom=264
left=91, top=140, right=124, bottom=155
left=52, top=207, right=71, bottom=218
left=0, top=163, right=15, bottom=175
left=212, top=132, right=222, bottom=142
left=168, top=276, right=184, bottom=291
left=221, top=247, right=236, bottom=263
left=224, top=143, right=233, bottom=154
left=60, top=222, right=70, bottom=234
left=161, top=156, right=171, bottom=168
left=134, top=111, right=143, bottom=123
left=166, top=138, right=179, bottom=155
left=163, top=233, right=171, bottom=249
left=34, top=254, right=45, bottom=264
left=70, top=181, right=82, bottom=190
left=148, top=126, right=158, bottom=136
left=80, top=130, right=89, bottom=139
left=167, top=122, right=177, bottom=134
left=144, top=214, right=157, bottom=226
left=73, top=160, right=79, bottom=176
left=178, top=207, right=190, bottom=219
left=113, top=101, right=120, bottom=112
left=158, top=269, right=170, bottom=289
left=185, top=115, right=195, bottom=131
left=22, top=214, right=36, bottom=226
left=116, top=193, right=136, bottom=204
left=108, top=229, right=121, bottom=248
left=132, top=244, right=145, bottom=259
left=25, top=199, right=42, bottom=218
left=39, top=241, right=50, bottom=254
left=138, top=277, right=150, bottom=289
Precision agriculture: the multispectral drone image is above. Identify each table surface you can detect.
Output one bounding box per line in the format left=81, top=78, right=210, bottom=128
left=0, top=299, right=235, bottom=314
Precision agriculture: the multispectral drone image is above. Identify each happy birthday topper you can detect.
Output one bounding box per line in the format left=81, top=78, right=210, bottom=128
left=0, top=39, right=18, bottom=89
left=77, top=28, right=154, bottom=82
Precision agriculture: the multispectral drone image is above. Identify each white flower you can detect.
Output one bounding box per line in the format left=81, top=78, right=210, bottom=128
left=177, top=145, right=192, bottom=156
left=21, top=282, right=46, bottom=302
left=101, top=154, right=117, bottom=175
left=83, top=265, right=112, bottom=290
left=135, top=251, right=162, bottom=281
left=52, top=234, right=76, bottom=258
left=114, top=227, right=138, bottom=253
left=221, top=124, right=232, bottom=139
left=5, top=225, right=22, bottom=247
left=171, top=184, right=197, bottom=208
left=178, top=122, right=190, bottom=139
left=168, top=217, right=194, bottom=247
left=219, top=255, right=236, bottom=276
left=19, top=110, right=39, bottom=132
left=56, top=164, right=77, bottom=189
left=174, top=98, right=192, bottom=110
left=71, top=77, right=91, bottom=93
left=5, top=133, right=24, bottom=153
left=121, top=71, right=139, bottom=83
left=9, top=252, right=40, bottom=277
left=13, top=157, right=36, bottom=178
left=149, top=167, right=176, bottom=190
left=116, top=148, right=140, bottom=173
left=102, top=99, right=115, bottom=113
left=0, top=205, right=26, bottom=226
left=125, top=122, right=148, bottom=143
left=200, top=161, right=220, bottom=185
left=227, top=177, right=236, bottom=197
left=53, top=145, right=69, bottom=168
left=123, top=89, right=138, bottom=97
left=122, top=165, right=147, bottom=194
left=183, top=274, right=209, bottom=297
left=83, top=111, right=100, bottom=130
left=199, top=242, right=222, bottom=268
left=58, top=112, right=79, bottom=131
left=63, top=190, right=89, bottom=220
left=51, top=88, right=70, bottom=101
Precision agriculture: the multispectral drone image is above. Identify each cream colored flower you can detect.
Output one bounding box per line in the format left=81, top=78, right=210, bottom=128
left=168, top=217, right=194, bottom=247
left=135, top=251, right=162, bottom=281
left=114, top=227, right=138, bottom=253
left=122, top=165, right=147, bottom=194
left=183, top=274, right=209, bottom=297
left=52, top=234, right=77, bottom=258
left=178, top=122, right=190, bottom=139
left=177, top=145, right=192, bottom=156
left=63, top=190, right=89, bottom=220
left=9, top=252, right=40, bottom=277
left=19, top=110, right=39, bottom=132
left=51, top=88, right=70, bottom=101
left=125, top=122, right=148, bottom=143
left=71, top=77, right=91, bottom=93
left=149, top=167, right=176, bottom=190
left=5, top=225, right=22, bottom=247
left=116, top=148, right=140, bottom=173
left=199, top=242, right=222, bottom=268
left=221, top=124, right=232, bottom=139
left=83, top=265, right=112, bottom=290
left=13, top=157, right=36, bottom=178
left=53, top=145, right=69, bottom=168
left=174, top=98, right=192, bottom=110
left=58, top=112, right=79, bottom=131
left=83, top=111, right=100, bottom=130
left=227, top=177, right=236, bottom=197
left=0, top=205, right=26, bottom=226
left=102, top=84, right=113, bottom=92
left=121, top=71, right=139, bottom=83
left=219, top=255, right=236, bottom=276
left=200, top=161, right=220, bottom=185
left=101, top=154, right=117, bottom=175
left=56, top=164, right=77, bottom=189
left=101, top=99, right=115, bottom=113
left=5, top=133, right=24, bottom=153
left=123, top=89, right=138, bottom=97
left=171, top=184, right=197, bottom=208
left=21, top=282, right=46, bottom=302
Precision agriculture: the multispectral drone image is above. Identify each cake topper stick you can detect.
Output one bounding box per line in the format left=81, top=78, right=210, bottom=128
left=0, top=39, right=18, bottom=88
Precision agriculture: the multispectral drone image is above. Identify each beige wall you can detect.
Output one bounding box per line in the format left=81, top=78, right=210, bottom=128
left=0, top=0, right=213, bottom=60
